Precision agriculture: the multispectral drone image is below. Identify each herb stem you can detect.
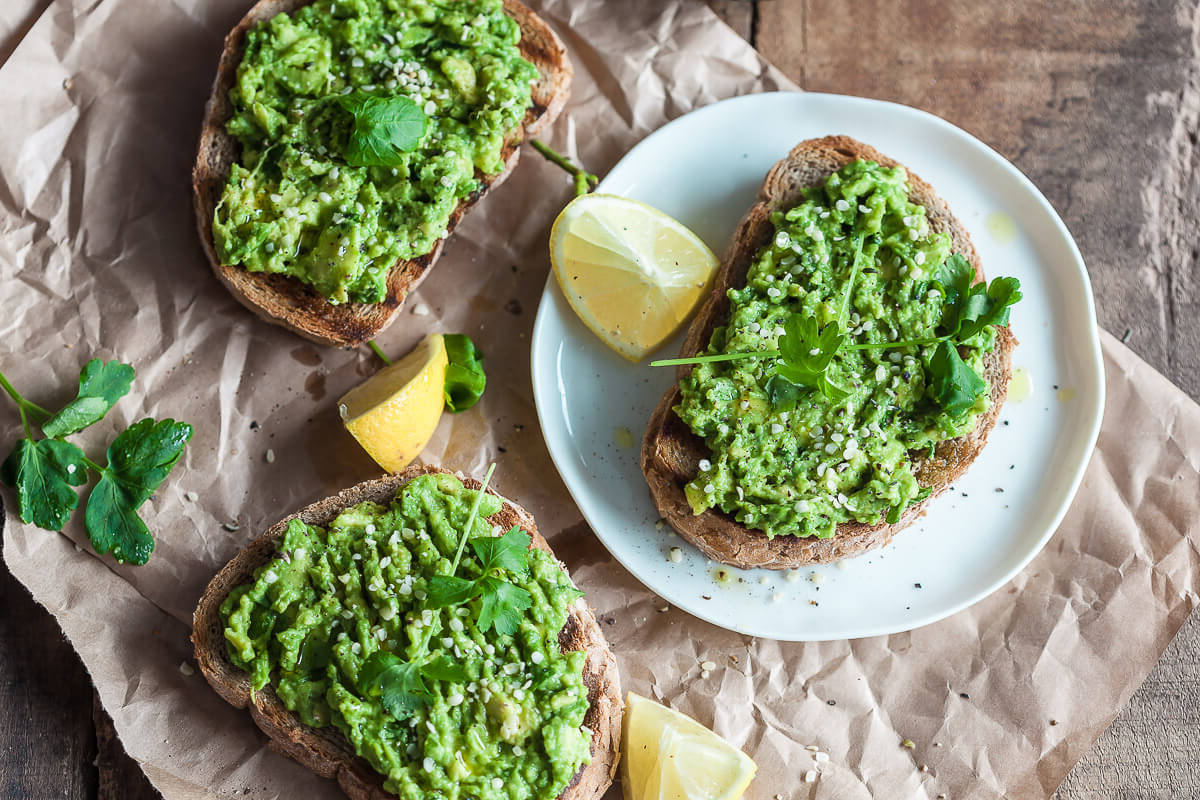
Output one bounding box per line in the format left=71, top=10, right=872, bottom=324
left=650, top=351, right=776, bottom=368
left=530, top=139, right=599, bottom=192
left=837, top=234, right=865, bottom=328
left=448, top=463, right=496, bottom=577
left=82, top=455, right=105, bottom=474
left=367, top=341, right=394, bottom=366
left=0, top=369, right=51, bottom=426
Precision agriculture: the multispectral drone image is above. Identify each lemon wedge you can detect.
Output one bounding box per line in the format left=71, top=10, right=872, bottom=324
left=621, top=692, right=757, bottom=800
left=338, top=333, right=448, bottom=472
left=550, top=194, right=719, bottom=362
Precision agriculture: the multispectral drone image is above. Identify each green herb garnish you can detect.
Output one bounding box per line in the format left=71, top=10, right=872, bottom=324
left=336, top=93, right=427, bottom=168
left=443, top=333, right=486, bottom=413
left=359, top=650, right=469, bottom=721
left=0, top=359, right=192, bottom=565
left=652, top=253, right=1021, bottom=417
left=530, top=139, right=599, bottom=197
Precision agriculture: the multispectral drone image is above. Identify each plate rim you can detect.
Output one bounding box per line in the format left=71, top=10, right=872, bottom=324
left=531, top=90, right=1106, bottom=641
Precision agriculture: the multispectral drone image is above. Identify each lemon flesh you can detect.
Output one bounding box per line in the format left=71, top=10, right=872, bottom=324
left=551, top=194, right=718, bottom=362
left=339, top=333, right=448, bottom=472
left=620, top=692, right=756, bottom=800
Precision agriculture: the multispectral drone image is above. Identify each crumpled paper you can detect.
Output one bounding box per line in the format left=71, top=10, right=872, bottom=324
left=0, top=1, right=1197, bottom=798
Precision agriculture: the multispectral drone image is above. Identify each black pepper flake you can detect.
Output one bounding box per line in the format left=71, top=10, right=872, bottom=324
left=702, top=595, right=712, bottom=600
left=504, top=298, right=522, bottom=315
left=827, top=699, right=836, bottom=706
left=1050, top=719, right=1059, bottom=726
left=497, top=446, right=507, bottom=453
left=914, top=582, right=922, bottom=589
left=995, top=487, right=1004, bottom=493
left=250, top=420, right=260, bottom=430
left=961, top=492, right=968, bottom=497
left=1003, top=420, right=1010, bottom=426
left=960, top=692, right=970, bottom=699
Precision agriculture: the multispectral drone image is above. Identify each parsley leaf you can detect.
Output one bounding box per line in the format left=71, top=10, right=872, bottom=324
left=337, top=93, right=426, bottom=168
left=928, top=340, right=988, bottom=416
left=470, top=526, right=530, bottom=574
left=772, top=315, right=850, bottom=406
left=84, top=418, right=193, bottom=564
left=42, top=359, right=135, bottom=438
left=443, top=334, right=486, bottom=413
left=477, top=576, right=532, bottom=637
left=360, top=651, right=430, bottom=721
left=955, top=276, right=1023, bottom=342
left=359, top=651, right=470, bottom=721
left=427, top=526, right=534, bottom=635
left=426, top=574, right=477, bottom=608
left=1, top=438, right=88, bottom=530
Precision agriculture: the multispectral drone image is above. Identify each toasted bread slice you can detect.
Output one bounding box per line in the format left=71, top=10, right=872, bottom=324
left=193, top=0, right=572, bottom=347
left=641, top=135, right=1015, bottom=570
left=192, top=464, right=622, bottom=800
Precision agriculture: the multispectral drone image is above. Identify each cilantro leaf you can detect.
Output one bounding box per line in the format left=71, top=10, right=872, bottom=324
left=2, top=438, right=88, bottom=531
left=477, top=576, right=532, bottom=637
left=360, top=651, right=430, bottom=721
left=42, top=359, right=135, bottom=438
left=426, top=574, right=478, bottom=608
left=83, top=418, right=192, bottom=564
left=337, top=93, right=426, bottom=168
left=928, top=341, right=988, bottom=416
left=470, top=526, right=530, bottom=575
left=443, top=334, right=486, bottom=413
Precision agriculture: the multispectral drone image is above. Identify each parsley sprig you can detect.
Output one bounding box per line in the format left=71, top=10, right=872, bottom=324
left=356, top=464, right=539, bottom=721
left=335, top=93, right=427, bottom=167
left=0, top=359, right=192, bottom=564
left=652, top=254, right=1021, bottom=416
left=426, top=463, right=534, bottom=635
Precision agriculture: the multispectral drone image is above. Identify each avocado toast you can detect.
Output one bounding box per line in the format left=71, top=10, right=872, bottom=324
left=193, top=464, right=621, bottom=800
left=642, top=136, right=1016, bottom=569
left=192, top=0, right=572, bottom=347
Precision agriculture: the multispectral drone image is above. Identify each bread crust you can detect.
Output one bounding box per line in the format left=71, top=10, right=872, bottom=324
left=640, top=135, right=1016, bottom=570
left=192, top=0, right=573, bottom=347
left=192, top=464, right=621, bottom=800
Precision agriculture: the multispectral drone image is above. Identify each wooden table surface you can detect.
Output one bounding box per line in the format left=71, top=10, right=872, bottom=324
left=2, top=0, right=1198, bottom=798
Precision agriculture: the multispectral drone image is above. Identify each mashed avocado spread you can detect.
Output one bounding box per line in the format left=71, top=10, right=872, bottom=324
left=676, top=160, right=998, bottom=539
left=213, top=0, right=537, bottom=304
left=221, top=473, right=591, bottom=799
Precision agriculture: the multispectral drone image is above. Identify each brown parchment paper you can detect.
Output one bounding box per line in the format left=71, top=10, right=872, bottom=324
left=0, top=1, right=1197, bottom=798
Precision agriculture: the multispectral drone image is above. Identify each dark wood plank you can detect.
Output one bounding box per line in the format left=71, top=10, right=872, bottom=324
left=0, top=498, right=98, bottom=799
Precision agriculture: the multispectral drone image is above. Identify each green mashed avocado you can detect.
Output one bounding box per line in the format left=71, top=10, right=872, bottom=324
left=213, top=0, right=538, bottom=304
left=221, top=473, right=591, bottom=800
left=676, top=160, right=997, bottom=539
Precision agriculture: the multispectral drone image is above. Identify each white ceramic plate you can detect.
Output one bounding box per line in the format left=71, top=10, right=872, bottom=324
left=531, top=92, right=1104, bottom=641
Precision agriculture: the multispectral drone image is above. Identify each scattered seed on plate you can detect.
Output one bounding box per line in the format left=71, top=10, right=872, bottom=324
left=178, top=662, right=194, bottom=676
left=804, top=770, right=817, bottom=783
left=185, top=491, right=199, bottom=502
left=265, top=449, right=275, bottom=463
